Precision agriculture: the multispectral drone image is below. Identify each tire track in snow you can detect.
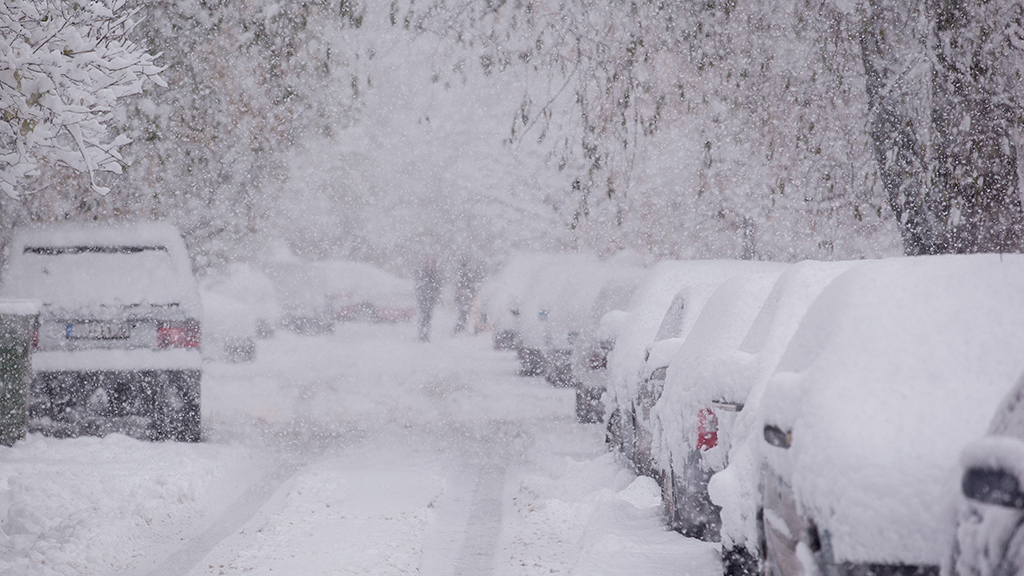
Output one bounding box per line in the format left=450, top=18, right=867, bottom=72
left=452, top=460, right=508, bottom=576
left=140, top=455, right=304, bottom=576
left=419, top=422, right=522, bottom=576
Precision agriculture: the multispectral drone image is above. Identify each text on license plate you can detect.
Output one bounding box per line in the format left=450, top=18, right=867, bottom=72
left=66, top=322, right=131, bottom=340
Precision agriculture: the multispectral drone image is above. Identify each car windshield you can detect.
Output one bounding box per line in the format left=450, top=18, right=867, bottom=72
left=3, top=245, right=186, bottom=307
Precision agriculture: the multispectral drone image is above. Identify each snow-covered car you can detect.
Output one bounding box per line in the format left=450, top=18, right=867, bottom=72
left=200, top=289, right=257, bottom=363
left=201, top=262, right=281, bottom=338
left=752, top=255, right=1024, bottom=576
left=521, top=257, right=643, bottom=388
left=695, top=260, right=859, bottom=574
left=480, top=252, right=561, bottom=352
left=649, top=266, right=787, bottom=539
left=572, top=278, right=641, bottom=424
left=949, top=370, right=1024, bottom=576
left=264, top=260, right=335, bottom=335
left=0, top=222, right=203, bottom=442
left=652, top=260, right=854, bottom=548
left=317, top=261, right=416, bottom=324
left=605, top=259, right=782, bottom=473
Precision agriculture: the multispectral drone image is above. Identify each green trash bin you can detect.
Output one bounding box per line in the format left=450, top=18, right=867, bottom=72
left=0, top=300, right=39, bottom=447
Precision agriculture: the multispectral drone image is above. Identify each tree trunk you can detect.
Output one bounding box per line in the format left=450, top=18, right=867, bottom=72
left=860, top=0, right=1024, bottom=255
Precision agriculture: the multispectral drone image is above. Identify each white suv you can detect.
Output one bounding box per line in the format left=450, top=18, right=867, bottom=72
left=0, top=222, right=202, bottom=441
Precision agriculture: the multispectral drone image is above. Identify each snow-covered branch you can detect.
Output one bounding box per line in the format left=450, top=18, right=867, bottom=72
left=0, top=0, right=163, bottom=197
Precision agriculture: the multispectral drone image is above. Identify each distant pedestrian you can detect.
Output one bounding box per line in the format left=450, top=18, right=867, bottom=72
left=452, top=257, right=483, bottom=336
left=415, top=257, right=442, bottom=341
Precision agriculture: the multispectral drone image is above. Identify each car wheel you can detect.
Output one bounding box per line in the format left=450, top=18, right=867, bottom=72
left=605, top=407, right=623, bottom=449
left=576, top=387, right=604, bottom=423
left=155, top=370, right=201, bottom=442
left=723, top=544, right=761, bottom=576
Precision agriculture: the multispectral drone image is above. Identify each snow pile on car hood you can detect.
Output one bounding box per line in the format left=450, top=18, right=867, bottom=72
left=759, top=254, right=1024, bottom=565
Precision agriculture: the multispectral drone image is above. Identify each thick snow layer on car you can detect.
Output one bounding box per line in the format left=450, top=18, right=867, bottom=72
left=0, top=299, right=40, bottom=316
left=1, top=222, right=199, bottom=311
left=707, top=260, right=861, bottom=549
left=758, top=254, right=1024, bottom=566
left=201, top=263, right=281, bottom=323
left=518, top=256, right=642, bottom=350
left=480, top=252, right=565, bottom=333
left=606, top=260, right=783, bottom=408
left=652, top=266, right=788, bottom=471
left=315, top=260, right=415, bottom=309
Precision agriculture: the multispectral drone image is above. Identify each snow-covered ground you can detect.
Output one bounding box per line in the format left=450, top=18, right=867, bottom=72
left=0, top=310, right=716, bottom=575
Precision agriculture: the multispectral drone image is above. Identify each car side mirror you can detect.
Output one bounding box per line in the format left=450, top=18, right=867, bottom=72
left=764, top=424, right=792, bottom=449
left=962, top=467, right=1024, bottom=509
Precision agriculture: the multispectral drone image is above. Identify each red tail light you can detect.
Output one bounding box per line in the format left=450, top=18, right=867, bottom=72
left=157, top=320, right=201, bottom=349
left=697, top=407, right=718, bottom=451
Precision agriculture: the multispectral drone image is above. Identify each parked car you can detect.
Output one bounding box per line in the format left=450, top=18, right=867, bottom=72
left=572, top=275, right=643, bottom=423
left=512, top=253, right=603, bottom=379
left=200, top=289, right=257, bottom=363
left=526, top=258, right=642, bottom=388
left=949, top=370, right=1024, bottom=576
left=318, top=261, right=416, bottom=324
left=649, top=267, right=787, bottom=539
left=201, top=262, right=280, bottom=338
left=750, top=255, right=1024, bottom=576
left=696, top=260, right=859, bottom=575
left=652, top=260, right=854, bottom=550
left=480, top=252, right=561, bottom=353
left=605, top=259, right=782, bottom=473
left=0, top=222, right=203, bottom=442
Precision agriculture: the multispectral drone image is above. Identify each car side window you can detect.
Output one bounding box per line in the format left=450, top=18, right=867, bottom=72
left=654, top=292, right=686, bottom=341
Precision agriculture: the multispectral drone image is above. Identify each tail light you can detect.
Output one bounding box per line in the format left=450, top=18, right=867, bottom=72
left=697, top=407, right=718, bottom=451
left=157, top=320, right=201, bottom=349
left=32, top=326, right=39, bottom=350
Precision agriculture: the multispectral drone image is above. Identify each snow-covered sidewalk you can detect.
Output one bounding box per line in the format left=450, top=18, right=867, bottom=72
left=0, top=318, right=717, bottom=575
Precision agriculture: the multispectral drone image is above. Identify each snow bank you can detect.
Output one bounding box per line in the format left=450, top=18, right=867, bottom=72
left=497, top=431, right=720, bottom=576
left=758, top=254, right=1024, bottom=565
left=0, top=433, right=257, bottom=575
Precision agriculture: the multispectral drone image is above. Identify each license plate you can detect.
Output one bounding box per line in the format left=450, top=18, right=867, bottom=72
left=66, top=321, right=131, bottom=340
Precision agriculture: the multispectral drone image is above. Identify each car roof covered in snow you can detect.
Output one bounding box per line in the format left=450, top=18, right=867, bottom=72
left=758, top=254, right=1024, bottom=566
left=654, top=265, right=790, bottom=467
left=606, top=259, right=785, bottom=405
left=1, top=221, right=199, bottom=310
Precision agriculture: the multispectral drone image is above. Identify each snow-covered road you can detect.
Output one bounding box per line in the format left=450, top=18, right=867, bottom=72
left=0, top=316, right=719, bottom=575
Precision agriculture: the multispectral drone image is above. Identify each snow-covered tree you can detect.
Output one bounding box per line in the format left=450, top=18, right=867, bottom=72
left=0, top=0, right=162, bottom=197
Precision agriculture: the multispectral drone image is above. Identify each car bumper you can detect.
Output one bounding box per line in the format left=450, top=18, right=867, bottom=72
left=33, top=349, right=203, bottom=372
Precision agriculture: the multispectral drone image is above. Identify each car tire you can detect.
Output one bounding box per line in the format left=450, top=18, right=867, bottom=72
left=723, top=544, right=761, bottom=576
left=575, top=387, right=604, bottom=423
left=605, top=407, right=623, bottom=449
left=155, top=370, right=201, bottom=442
